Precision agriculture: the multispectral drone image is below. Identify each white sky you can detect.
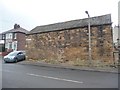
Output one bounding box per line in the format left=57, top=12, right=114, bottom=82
left=0, top=0, right=119, bottom=33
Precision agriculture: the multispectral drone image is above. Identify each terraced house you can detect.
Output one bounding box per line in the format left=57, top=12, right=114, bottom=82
left=26, top=14, right=113, bottom=66
left=1, top=24, right=28, bottom=56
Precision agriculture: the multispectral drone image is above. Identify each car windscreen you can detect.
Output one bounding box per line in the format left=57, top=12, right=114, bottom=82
left=8, top=52, right=18, bottom=56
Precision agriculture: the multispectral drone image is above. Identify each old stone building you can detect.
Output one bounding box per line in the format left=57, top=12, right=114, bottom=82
left=26, top=14, right=113, bottom=66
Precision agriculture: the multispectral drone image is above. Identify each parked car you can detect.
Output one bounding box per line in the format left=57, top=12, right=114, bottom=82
left=4, top=51, right=26, bottom=63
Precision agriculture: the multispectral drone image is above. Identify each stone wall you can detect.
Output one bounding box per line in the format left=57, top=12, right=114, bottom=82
left=26, top=25, right=113, bottom=66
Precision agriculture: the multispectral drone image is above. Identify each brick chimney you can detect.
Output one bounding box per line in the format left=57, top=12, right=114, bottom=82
left=14, top=24, right=20, bottom=29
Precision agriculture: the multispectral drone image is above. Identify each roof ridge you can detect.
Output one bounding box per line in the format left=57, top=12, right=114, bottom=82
left=34, top=14, right=111, bottom=28
left=2, top=27, right=28, bottom=34
left=29, top=14, right=111, bottom=34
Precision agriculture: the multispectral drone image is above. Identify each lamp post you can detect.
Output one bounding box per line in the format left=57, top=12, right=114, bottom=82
left=117, top=25, right=120, bottom=63
left=118, top=25, right=120, bottom=47
left=85, top=11, right=92, bottom=65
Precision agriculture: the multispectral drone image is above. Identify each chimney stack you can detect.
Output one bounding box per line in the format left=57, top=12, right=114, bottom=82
left=14, top=24, right=20, bottom=29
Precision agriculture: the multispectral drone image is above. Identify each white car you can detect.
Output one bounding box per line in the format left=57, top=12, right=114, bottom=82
left=4, top=51, right=26, bottom=63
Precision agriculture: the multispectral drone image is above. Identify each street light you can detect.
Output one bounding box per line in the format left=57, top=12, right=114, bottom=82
left=85, top=11, right=92, bottom=65
left=117, top=25, right=120, bottom=47
left=117, top=25, right=120, bottom=63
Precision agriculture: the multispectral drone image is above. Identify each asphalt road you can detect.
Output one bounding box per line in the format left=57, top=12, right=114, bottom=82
left=2, top=61, right=118, bottom=88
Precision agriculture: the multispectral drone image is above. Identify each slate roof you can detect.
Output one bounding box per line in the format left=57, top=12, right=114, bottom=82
left=29, top=14, right=112, bottom=34
left=2, top=27, right=28, bottom=34
left=0, top=33, right=2, bottom=40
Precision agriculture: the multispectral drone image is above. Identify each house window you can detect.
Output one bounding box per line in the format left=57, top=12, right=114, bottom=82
left=10, top=34, right=12, bottom=39
left=12, top=41, right=17, bottom=50
left=6, top=43, right=12, bottom=49
left=5, top=43, right=9, bottom=49
left=13, top=33, right=17, bottom=39
left=9, top=43, right=12, bottom=49
left=2, top=34, right=5, bottom=40
left=6, top=34, right=9, bottom=39
left=6, top=33, right=13, bottom=39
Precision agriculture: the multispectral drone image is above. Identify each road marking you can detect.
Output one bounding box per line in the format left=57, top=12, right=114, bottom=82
left=27, top=73, right=83, bottom=84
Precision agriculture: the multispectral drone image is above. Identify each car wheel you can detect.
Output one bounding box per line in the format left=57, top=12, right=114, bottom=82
left=14, top=58, right=18, bottom=63
left=4, top=61, right=7, bottom=63
left=24, top=57, right=26, bottom=60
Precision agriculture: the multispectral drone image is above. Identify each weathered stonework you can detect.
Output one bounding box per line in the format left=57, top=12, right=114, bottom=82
left=26, top=23, right=113, bottom=66
left=26, top=14, right=114, bottom=66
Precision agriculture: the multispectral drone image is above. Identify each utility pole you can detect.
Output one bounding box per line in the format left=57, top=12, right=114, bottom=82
left=117, top=25, right=120, bottom=64
left=85, top=11, right=92, bottom=66
left=118, top=1, right=120, bottom=65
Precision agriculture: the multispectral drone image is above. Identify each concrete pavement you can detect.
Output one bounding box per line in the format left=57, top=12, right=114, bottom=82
left=1, top=54, right=118, bottom=73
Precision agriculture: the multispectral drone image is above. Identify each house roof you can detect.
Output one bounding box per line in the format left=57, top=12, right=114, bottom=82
left=29, top=14, right=112, bottom=34
left=2, top=27, right=28, bottom=34
left=0, top=33, right=2, bottom=40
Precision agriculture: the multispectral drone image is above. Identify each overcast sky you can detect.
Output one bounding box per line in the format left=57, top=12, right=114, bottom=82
left=0, top=0, right=119, bottom=33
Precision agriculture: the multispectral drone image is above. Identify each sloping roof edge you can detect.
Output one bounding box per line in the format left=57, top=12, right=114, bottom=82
left=29, top=14, right=112, bottom=34
left=2, top=27, right=28, bottom=34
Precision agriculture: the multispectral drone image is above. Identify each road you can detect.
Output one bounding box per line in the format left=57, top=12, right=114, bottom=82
left=1, top=61, right=118, bottom=88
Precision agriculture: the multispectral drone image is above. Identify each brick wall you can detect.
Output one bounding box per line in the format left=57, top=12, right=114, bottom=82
left=17, top=32, right=26, bottom=51
left=26, top=25, right=113, bottom=66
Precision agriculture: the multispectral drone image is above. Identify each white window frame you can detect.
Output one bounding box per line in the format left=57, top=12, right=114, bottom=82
left=12, top=41, right=17, bottom=51
left=6, top=33, right=13, bottom=39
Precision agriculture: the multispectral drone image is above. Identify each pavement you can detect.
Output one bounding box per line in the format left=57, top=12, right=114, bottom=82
left=1, top=55, right=118, bottom=73
left=17, top=60, right=119, bottom=74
